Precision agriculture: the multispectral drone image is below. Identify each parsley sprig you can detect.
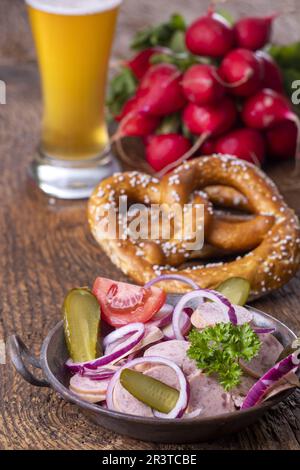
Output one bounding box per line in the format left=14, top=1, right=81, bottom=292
left=187, top=323, right=261, bottom=391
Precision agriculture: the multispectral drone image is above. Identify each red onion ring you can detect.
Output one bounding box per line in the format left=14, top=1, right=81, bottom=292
left=145, top=274, right=199, bottom=291
left=103, top=322, right=144, bottom=351
left=241, top=348, right=300, bottom=409
left=66, top=323, right=145, bottom=373
left=106, top=356, right=189, bottom=419
left=146, top=304, right=174, bottom=328
left=253, top=327, right=276, bottom=334
left=172, top=289, right=237, bottom=340
left=162, top=309, right=191, bottom=340
left=81, top=370, right=116, bottom=381
left=81, top=366, right=119, bottom=380
left=184, top=407, right=203, bottom=419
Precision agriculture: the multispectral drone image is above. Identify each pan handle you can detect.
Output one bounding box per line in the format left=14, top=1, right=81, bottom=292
left=7, top=335, right=50, bottom=387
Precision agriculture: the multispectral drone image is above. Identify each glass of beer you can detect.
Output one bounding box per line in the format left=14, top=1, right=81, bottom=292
left=26, top=0, right=122, bottom=199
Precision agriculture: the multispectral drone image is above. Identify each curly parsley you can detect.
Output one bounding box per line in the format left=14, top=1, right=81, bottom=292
left=187, top=323, right=261, bottom=391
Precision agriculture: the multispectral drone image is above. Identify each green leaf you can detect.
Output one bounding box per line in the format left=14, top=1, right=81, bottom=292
left=169, top=30, right=187, bottom=53
left=130, top=13, right=187, bottom=51
left=187, top=323, right=261, bottom=391
left=156, top=113, right=181, bottom=134
left=268, top=42, right=300, bottom=70
left=268, top=42, right=300, bottom=116
left=150, top=50, right=211, bottom=72
left=106, top=67, right=137, bottom=119
left=169, top=13, right=186, bottom=31
left=216, top=9, right=235, bottom=26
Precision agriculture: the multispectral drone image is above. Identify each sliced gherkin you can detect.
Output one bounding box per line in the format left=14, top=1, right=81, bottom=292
left=217, top=277, right=251, bottom=306
left=120, top=368, right=179, bottom=413
left=63, top=288, right=101, bottom=363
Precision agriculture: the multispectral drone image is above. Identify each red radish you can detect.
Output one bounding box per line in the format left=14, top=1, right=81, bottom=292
left=115, top=96, right=138, bottom=122
left=183, top=97, right=237, bottom=137
left=182, top=64, right=225, bottom=106
left=256, top=51, right=284, bottom=93
left=146, top=134, right=192, bottom=172
left=200, top=138, right=216, bottom=155
left=214, top=128, right=265, bottom=165
left=155, top=97, right=237, bottom=176
left=186, top=12, right=234, bottom=57
left=126, top=47, right=167, bottom=80
left=266, top=121, right=297, bottom=160
left=137, top=63, right=186, bottom=116
left=218, top=48, right=263, bottom=97
left=234, top=15, right=277, bottom=51
left=242, top=88, right=295, bottom=129
left=115, top=88, right=151, bottom=122
left=117, top=111, right=160, bottom=138
left=142, top=135, right=152, bottom=147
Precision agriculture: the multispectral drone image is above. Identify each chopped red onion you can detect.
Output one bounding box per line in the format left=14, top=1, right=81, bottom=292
left=241, top=348, right=300, bottom=409
left=66, top=323, right=145, bottom=373
left=106, top=356, right=189, bottom=419
left=145, top=274, right=199, bottom=291
left=172, top=289, right=237, bottom=340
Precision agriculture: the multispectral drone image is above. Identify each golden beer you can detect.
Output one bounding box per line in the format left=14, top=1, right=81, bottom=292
left=26, top=1, right=122, bottom=199
left=27, top=0, right=120, bottom=160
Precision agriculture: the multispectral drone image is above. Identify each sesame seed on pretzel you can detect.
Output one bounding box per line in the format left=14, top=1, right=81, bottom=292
left=88, top=155, right=300, bottom=297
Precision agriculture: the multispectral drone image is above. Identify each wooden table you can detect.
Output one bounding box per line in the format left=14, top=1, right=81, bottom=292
left=0, top=0, right=300, bottom=451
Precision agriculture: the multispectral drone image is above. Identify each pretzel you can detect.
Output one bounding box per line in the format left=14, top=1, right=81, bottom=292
left=88, top=155, right=300, bottom=297
left=203, top=185, right=251, bottom=212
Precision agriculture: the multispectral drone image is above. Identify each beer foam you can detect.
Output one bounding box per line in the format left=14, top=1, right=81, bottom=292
left=25, top=0, right=122, bottom=15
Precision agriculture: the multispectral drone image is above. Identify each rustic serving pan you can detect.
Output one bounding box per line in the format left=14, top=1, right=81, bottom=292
left=7, top=295, right=298, bottom=443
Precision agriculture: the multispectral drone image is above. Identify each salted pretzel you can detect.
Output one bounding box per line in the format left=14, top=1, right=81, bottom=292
left=88, top=155, right=300, bottom=297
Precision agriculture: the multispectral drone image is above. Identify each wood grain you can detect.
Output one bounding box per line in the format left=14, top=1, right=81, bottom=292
left=0, top=0, right=300, bottom=451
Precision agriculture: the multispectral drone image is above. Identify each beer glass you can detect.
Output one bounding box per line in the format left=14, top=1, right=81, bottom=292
left=26, top=0, right=122, bottom=199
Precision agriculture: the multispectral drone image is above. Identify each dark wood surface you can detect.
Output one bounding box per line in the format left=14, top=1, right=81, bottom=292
left=1, top=0, right=300, bottom=451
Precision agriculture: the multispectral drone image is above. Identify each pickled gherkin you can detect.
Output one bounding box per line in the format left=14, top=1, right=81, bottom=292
left=63, top=288, right=101, bottom=363
left=120, top=368, right=179, bottom=413
left=217, top=277, right=250, bottom=306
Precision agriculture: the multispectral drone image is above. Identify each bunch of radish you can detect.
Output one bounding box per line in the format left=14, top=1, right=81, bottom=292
left=111, top=9, right=299, bottom=175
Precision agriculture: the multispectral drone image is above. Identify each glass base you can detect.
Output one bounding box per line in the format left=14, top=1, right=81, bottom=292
left=29, top=149, right=121, bottom=200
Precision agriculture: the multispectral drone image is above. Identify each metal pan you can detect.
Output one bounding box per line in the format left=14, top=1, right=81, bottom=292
left=7, top=295, right=298, bottom=443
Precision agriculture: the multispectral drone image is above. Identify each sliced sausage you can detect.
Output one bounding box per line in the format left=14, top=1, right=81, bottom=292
left=186, top=372, right=235, bottom=417
left=143, top=339, right=198, bottom=376
left=191, top=303, right=253, bottom=329
left=113, top=379, right=154, bottom=417
left=69, top=374, right=109, bottom=403
left=231, top=374, right=256, bottom=408
left=145, top=365, right=179, bottom=390
left=112, top=365, right=181, bottom=417
left=240, top=333, right=283, bottom=378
